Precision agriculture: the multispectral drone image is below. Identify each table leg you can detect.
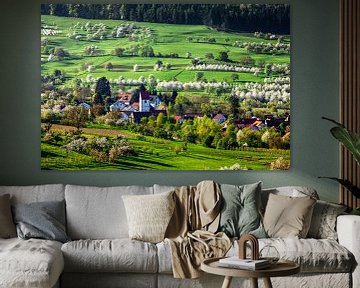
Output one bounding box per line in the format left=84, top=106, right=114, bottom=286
left=221, top=276, right=233, bottom=288
left=263, top=277, right=273, bottom=288
left=251, top=278, right=258, bottom=288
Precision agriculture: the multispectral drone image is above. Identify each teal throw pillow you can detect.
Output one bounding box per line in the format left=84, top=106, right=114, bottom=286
left=218, top=182, right=266, bottom=238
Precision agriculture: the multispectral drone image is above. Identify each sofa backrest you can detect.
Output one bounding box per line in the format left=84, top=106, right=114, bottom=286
left=65, top=184, right=154, bottom=240
left=261, top=186, right=319, bottom=212
left=0, top=184, right=65, bottom=204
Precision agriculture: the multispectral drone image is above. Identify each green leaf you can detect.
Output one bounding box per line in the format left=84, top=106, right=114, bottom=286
left=319, top=176, right=360, bottom=199
left=322, top=117, right=360, bottom=165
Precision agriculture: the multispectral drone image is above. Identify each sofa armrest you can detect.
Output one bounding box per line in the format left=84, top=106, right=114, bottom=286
left=337, top=215, right=360, bottom=288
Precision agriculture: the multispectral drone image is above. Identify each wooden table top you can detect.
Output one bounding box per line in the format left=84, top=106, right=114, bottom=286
left=201, top=257, right=300, bottom=278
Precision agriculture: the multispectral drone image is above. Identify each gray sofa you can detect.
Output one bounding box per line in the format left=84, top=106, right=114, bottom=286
left=0, top=184, right=359, bottom=288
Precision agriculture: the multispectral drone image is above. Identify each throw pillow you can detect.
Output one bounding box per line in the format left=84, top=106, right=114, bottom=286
left=0, top=194, right=17, bottom=238
left=263, top=193, right=316, bottom=238
left=218, top=182, right=266, bottom=238
left=12, top=200, right=70, bottom=243
left=307, top=200, right=347, bottom=240
left=122, top=190, right=175, bottom=243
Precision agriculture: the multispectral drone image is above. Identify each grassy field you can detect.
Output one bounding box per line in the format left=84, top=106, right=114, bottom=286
left=41, top=125, right=289, bottom=170
left=41, top=15, right=290, bottom=85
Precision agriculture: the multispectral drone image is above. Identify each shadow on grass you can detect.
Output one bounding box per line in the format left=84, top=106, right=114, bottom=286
left=41, top=150, right=66, bottom=158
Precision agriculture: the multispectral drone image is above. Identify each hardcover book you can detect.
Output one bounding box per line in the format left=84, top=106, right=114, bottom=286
left=218, top=257, right=271, bottom=270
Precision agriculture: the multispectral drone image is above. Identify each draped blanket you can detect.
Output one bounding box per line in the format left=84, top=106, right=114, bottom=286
left=165, top=181, right=231, bottom=279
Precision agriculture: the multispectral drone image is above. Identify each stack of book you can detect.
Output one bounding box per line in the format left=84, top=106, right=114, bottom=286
left=218, top=257, right=271, bottom=270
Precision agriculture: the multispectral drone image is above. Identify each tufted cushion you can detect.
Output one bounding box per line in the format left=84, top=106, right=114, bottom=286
left=62, top=239, right=158, bottom=273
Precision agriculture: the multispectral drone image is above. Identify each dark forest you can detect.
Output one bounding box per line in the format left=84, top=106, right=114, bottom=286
left=41, top=4, right=290, bottom=34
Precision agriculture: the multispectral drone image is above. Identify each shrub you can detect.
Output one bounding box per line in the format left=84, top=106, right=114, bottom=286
left=63, top=138, right=87, bottom=153
left=42, top=131, right=61, bottom=144
left=89, top=149, right=108, bottom=162
left=270, top=157, right=290, bottom=170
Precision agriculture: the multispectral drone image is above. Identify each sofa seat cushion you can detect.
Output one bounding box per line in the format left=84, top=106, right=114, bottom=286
left=0, top=238, right=64, bottom=288
left=157, top=238, right=354, bottom=274
left=231, top=238, right=354, bottom=273
left=62, top=239, right=158, bottom=273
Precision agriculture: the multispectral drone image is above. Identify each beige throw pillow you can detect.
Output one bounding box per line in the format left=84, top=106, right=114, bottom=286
left=122, top=191, right=175, bottom=243
left=263, top=193, right=316, bottom=238
left=0, top=194, right=17, bottom=238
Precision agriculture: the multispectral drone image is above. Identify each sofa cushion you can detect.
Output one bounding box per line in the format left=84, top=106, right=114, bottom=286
left=307, top=200, right=347, bottom=240
left=61, top=239, right=158, bottom=273
left=12, top=200, right=70, bottom=243
left=218, top=182, right=266, bottom=238
left=158, top=237, right=353, bottom=274
left=261, top=186, right=319, bottom=212
left=65, top=185, right=153, bottom=239
left=0, top=238, right=64, bottom=288
left=263, top=193, right=316, bottom=238
left=0, top=194, right=16, bottom=238
left=122, top=191, right=175, bottom=243
left=0, top=184, right=65, bottom=204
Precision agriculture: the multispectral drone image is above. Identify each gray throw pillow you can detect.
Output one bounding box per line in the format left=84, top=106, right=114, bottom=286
left=307, top=200, right=347, bottom=240
left=12, top=200, right=70, bottom=243
left=218, top=182, right=266, bottom=238
left=0, top=194, right=17, bottom=238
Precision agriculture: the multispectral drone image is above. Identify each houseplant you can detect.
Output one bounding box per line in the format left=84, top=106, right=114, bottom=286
left=321, top=117, right=360, bottom=213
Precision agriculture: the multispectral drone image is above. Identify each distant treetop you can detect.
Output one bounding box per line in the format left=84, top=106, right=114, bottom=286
left=41, top=4, right=290, bottom=34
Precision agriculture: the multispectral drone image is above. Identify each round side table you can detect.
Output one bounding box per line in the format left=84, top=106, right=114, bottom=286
left=201, top=257, right=300, bottom=288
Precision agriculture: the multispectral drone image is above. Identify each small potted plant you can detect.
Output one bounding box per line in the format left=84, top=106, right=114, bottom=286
left=321, top=117, right=360, bottom=214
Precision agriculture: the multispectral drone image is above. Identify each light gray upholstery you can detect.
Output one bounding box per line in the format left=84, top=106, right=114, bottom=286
left=0, top=238, right=63, bottom=288
left=153, top=184, right=176, bottom=194
left=65, top=185, right=153, bottom=239
left=158, top=237, right=353, bottom=275
left=0, top=184, right=65, bottom=204
left=157, top=273, right=351, bottom=288
left=61, top=273, right=157, bottom=288
left=62, top=239, right=158, bottom=273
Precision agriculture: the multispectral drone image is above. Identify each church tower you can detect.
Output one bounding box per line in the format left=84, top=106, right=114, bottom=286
left=139, top=90, right=150, bottom=112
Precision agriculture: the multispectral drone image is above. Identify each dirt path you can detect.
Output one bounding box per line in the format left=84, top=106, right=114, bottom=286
left=50, top=124, right=130, bottom=137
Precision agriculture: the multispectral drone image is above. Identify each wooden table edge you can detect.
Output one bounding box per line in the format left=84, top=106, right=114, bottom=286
left=201, top=257, right=300, bottom=278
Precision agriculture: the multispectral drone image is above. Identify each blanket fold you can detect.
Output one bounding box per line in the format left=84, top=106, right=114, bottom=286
left=165, top=180, right=231, bottom=279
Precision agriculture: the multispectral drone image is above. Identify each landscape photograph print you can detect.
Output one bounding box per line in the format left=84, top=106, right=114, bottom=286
left=40, top=4, right=291, bottom=170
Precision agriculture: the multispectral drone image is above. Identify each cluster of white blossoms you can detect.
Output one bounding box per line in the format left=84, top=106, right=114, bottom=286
left=156, top=80, right=231, bottom=92
left=187, top=64, right=261, bottom=74
left=232, top=77, right=290, bottom=103
left=234, top=41, right=290, bottom=54
left=41, top=28, right=61, bottom=36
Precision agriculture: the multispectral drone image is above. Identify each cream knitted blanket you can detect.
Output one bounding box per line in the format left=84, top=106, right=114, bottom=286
left=165, top=180, right=231, bottom=278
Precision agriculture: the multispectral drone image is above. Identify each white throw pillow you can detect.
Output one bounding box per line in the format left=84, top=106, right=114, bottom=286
left=122, top=191, right=175, bottom=243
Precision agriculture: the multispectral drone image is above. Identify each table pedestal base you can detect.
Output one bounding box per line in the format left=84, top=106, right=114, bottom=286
left=221, top=276, right=273, bottom=288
